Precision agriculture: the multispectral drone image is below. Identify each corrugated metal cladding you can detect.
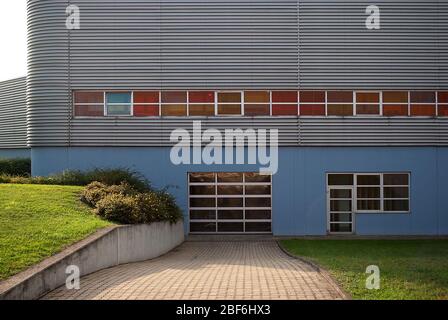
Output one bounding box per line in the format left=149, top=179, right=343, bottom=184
left=0, top=77, right=28, bottom=148
left=27, top=0, right=448, bottom=147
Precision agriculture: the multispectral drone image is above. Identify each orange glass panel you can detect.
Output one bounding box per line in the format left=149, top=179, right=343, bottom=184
left=244, top=104, right=270, bottom=116
left=327, top=104, right=353, bottom=116
left=189, top=91, right=215, bottom=103
left=438, top=105, right=448, bottom=116
left=272, top=91, right=298, bottom=103
left=134, top=92, right=159, bottom=104
left=74, top=91, right=103, bottom=104
left=300, top=104, right=325, bottom=116
left=410, top=104, right=436, bottom=116
left=383, top=104, right=408, bottom=116
left=218, top=104, right=241, bottom=115
left=356, top=104, right=380, bottom=115
left=161, top=91, right=187, bottom=103
left=410, top=91, right=435, bottom=103
left=244, top=91, right=270, bottom=103
left=356, top=92, right=380, bottom=103
left=383, top=91, right=408, bottom=103
left=438, top=92, right=448, bottom=104
left=327, top=91, right=353, bottom=103
left=272, top=104, right=298, bottom=116
left=300, top=91, right=325, bottom=103
left=189, top=104, right=215, bottom=116
left=218, top=92, right=241, bottom=103
left=74, top=105, right=104, bottom=116
left=134, top=104, right=159, bottom=116
left=161, top=104, right=187, bottom=116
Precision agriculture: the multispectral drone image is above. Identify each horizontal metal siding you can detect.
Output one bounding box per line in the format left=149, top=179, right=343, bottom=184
left=299, top=0, right=447, bottom=89
left=0, top=77, right=28, bottom=148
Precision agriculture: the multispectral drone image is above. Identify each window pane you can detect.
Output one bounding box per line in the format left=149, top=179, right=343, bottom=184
left=410, top=91, right=435, bottom=103
left=218, top=198, right=243, bottom=207
left=246, top=198, right=271, bottom=208
left=217, top=185, right=243, bottom=195
left=272, top=91, right=298, bottom=103
left=74, top=105, right=104, bottom=117
left=190, top=222, right=216, bottom=232
left=384, top=174, right=408, bottom=185
left=190, top=210, right=216, bottom=220
left=161, top=91, right=187, bottom=103
left=218, top=92, right=241, bottom=103
left=300, top=91, right=325, bottom=103
left=383, top=104, right=408, bottom=116
left=218, top=104, right=241, bottom=115
left=330, top=212, right=352, bottom=222
left=383, top=91, right=408, bottom=103
left=328, top=174, right=354, bottom=186
left=330, top=200, right=351, bottom=212
left=330, top=223, right=352, bottom=233
left=190, top=198, right=216, bottom=208
left=272, top=104, right=297, bottom=116
left=74, top=91, right=104, bottom=104
left=384, top=187, right=409, bottom=198
left=384, top=200, right=409, bottom=211
left=161, top=104, right=187, bottom=116
left=134, top=92, right=159, bottom=104
left=190, top=173, right=215, bottom=183
left=134, top=105, right=159, bottom=117
left=106, top=92, right=131, bottom=104
left=356, top=92, right=380, bottom=103
left=218, top=210, right=243, bottom=220
left=330, top=189, right=352, bottom=199
left=218, top=222, right=244, bottom=232
left=357, top=187, right=380, bottom=198
left=357, top=175, right=380, bottom=185
left=245, top=222, right=271, bottom=232
left=189, top=91, right=214, bottom=103
left=438, top=92, right=448, bottom=103
left=245, top=185, right=271, bottom=195
left=245, top=173, right=271, bottom=183
left=356, top=104, right=380, bottom=115
left=300, top=104, right=325, bottom=116
left=107, top=104, right=131, bottom=116
left=218, top=173, right=243, bottom=183
left=189, top=104, right=215, bottom=116
left=327, top=91, right=353, bottom=103
left=244, top=91, right=270, bottom=103
left=410, top=105, right=436, bottom=116
left=245, top=210, right=271, bottom=220
left=438, top=105, right=448, bottom=116
left=327, top=104, right=353, bottom=116
left=244, top=104, right=270, bottom=116
left=357, top=200, right=380, bottom=211
left=190, top=185, right=215, bottom=195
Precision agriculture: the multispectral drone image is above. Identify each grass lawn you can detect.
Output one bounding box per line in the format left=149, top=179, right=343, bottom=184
left=0, top=184, right=111, bottom=280
left=281, top=239, right=448, bottom=300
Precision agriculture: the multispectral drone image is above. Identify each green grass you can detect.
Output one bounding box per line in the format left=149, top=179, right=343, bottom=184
left=0, top=184, right=112, bottom=280
left=280, top=239, right=448, bottom=300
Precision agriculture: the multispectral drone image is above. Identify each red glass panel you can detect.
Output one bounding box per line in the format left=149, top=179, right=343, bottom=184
left=218, top=92, right=241, bottom=103
left=189, top=104, right=215, bottom=116
left=244, top=104, right=270, bottom=116
left=244, top=91, right=270, bottom=103
left=356, top=104, right=380, bottom=115
left=300, top=104, right=325, bottom=116
left=161, top=91, right=187, bottom=103
left=74, top=105, right=104, bottom=116
left=410, top=91, right=435, bottom=103
left=438, top=92, right=448, bottom=103
left=410, top=104, right=436, bottom=116
left=438, top=105, right=448, bottom=116
left=300, top=91, right=325, bottom=103
left=134, top=92, right=159, bottom=104
left=383, top=104, right=408, bottom=116
left=189, top=91, right=215, bottom=103
left=383, top=91, right=408, bottom=103
left=327, top=104, right=353, bottom=116
left=272, top=104, right=298, bottom=116
left=74, top=92, right=103, bottom=104
left=272, top=91, right=298, bottom=103
left=134, top=105, right=159, bottom=116
left=327, top=91, right=353, bottom=103
left=161, top=104, right=187, bottom=116
left=356, top=92, right=380, bottom=103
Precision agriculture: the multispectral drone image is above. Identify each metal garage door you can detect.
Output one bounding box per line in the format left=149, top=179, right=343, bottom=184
left=189, top=172, right=272, bottom=234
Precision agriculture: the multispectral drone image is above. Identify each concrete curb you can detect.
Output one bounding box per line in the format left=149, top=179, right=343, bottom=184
left=276, top=240, right=352, bottom=300
left=0, top=221, right=184, bottom=300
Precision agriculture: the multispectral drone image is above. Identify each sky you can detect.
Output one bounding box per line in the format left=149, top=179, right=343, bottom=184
left=0, top=1, right=27, bottom=81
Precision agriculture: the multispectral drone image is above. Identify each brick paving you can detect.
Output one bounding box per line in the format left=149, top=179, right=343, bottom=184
left=42, top=241, right=346, bottom=300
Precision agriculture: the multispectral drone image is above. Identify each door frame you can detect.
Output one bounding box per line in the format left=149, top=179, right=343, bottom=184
left=326, top=185, right=355, bottom=235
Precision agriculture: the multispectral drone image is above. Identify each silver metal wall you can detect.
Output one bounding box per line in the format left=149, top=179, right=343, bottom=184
left=27, top=0, right=448, bottom=147
left=0, top=77, right=28, bottom=148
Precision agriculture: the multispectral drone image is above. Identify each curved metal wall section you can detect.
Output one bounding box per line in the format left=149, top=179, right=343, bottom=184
left=0, top=77, right=28, bottom=148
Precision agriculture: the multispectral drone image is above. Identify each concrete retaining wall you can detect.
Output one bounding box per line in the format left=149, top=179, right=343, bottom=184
left=0, top=221, right=184, bottom=300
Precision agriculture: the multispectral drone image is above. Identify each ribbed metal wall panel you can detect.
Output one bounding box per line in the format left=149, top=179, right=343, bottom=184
left=299, top=0, right=447, bottom=89
left=0, top=77, right=28, bottom=148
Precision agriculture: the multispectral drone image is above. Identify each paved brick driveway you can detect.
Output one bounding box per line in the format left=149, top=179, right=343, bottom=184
left=43, top=241, right=346, bottom=300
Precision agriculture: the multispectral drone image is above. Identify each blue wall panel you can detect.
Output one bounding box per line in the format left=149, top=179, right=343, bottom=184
left=0, top=148, right=30, bottom=159
left=31, top=147, right=448, bottom=236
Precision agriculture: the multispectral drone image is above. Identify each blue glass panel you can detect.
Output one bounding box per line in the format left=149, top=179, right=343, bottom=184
left=107, top=92, right=131, bottom=104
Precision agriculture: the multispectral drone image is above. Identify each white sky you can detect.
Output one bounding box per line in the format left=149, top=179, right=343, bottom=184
left=0, top=1, right=27, bottom=81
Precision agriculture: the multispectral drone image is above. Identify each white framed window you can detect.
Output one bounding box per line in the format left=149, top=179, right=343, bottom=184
left=105, top=92, right=133, bottom=116
left=216, top=91, right=243, bottom=116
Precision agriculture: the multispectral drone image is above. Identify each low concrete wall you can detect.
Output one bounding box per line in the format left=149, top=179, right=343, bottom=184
left=0, top=221, right=184, bottom=300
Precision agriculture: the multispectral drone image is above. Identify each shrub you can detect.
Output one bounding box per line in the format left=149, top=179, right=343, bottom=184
left=0, top=158, right=31, bottom=176
left=95, top=194, right=142, bottom=224
left=80, top=181, right=138, bottom=207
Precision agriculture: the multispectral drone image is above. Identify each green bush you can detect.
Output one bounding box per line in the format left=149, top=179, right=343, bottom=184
left=80, top=181, right=138, bottom=207
left=0, top=158, right=31, bottom=176
left=95, top=194, right=142, bottom=224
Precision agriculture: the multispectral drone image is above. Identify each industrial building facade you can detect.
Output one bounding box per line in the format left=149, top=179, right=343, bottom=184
left=1, top=0, right=448, bottom=235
